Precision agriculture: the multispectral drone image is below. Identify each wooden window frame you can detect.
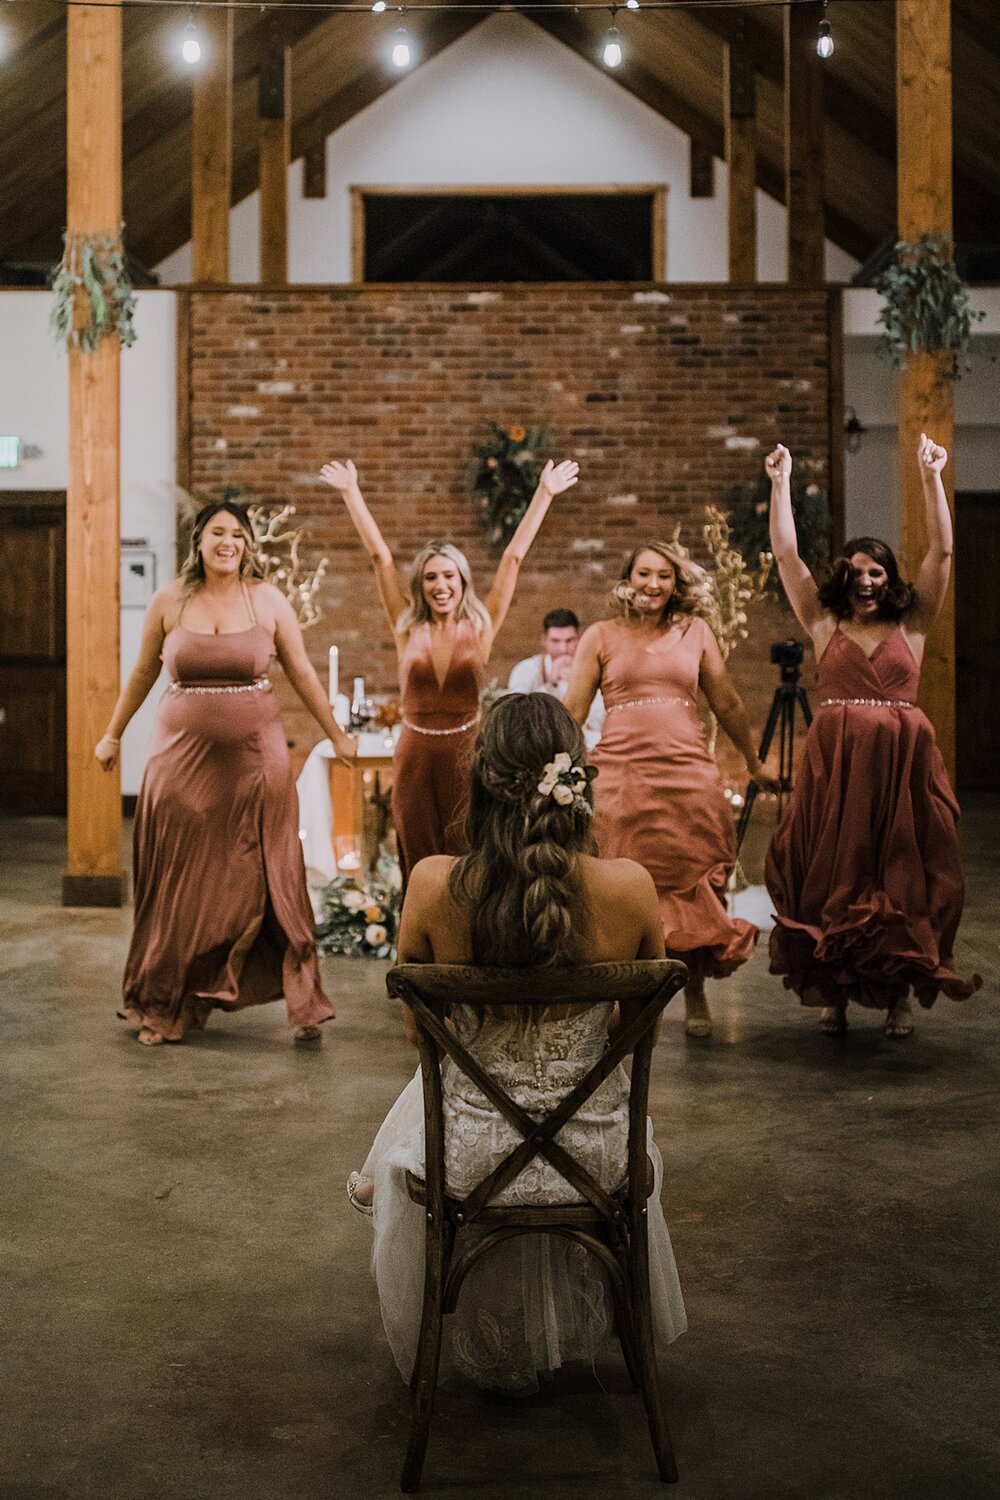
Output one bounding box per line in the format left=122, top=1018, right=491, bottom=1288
left=349, top=182, right=668, bottom=284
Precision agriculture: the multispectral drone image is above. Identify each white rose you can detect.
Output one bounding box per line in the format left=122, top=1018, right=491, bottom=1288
left=552, top=752, right=573, bottom=774
left=342, top=889, right=366, bottom=911
left=365, top=923, right=388, bottom=947
left=552, top=783, right=574, bottom=807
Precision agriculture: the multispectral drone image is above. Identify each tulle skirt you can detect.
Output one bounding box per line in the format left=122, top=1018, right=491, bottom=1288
left=361, top=1069, right=687, bottom=1392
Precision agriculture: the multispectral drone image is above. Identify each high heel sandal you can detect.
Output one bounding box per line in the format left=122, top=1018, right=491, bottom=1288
left=347, top=1171, right=374, bottom=1216
left=293, top=1025, right=323, bottom=1045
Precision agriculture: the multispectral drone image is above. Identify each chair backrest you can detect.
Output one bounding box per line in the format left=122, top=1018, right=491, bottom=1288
left=386, top=960, right=687, bottom=1228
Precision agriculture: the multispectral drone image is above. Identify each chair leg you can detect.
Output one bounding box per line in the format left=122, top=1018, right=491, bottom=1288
left=630, top=1217, right=679, bottom=1484
left=613, top=1292, right=642, bottom=1390
left=401, top=1234, right=450, bottom=1493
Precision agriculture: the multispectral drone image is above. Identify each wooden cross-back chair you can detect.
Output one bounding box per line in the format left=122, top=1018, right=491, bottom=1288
left=385, top=959, right=688, bottom=1492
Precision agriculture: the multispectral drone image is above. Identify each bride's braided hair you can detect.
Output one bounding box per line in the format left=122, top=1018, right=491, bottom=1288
left=448, top=694, right=597, bottom=968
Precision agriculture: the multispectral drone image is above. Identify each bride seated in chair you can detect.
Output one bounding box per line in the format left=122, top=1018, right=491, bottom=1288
left=348, top=693, right=687, bottom=1393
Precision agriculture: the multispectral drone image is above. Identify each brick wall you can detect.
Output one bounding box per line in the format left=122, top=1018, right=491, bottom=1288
left=182, top=285, right=833, bottom=786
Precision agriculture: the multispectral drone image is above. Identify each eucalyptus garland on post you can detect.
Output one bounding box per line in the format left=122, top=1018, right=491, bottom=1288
left=50, top=229, right=137, bottom=354
left=875, top=234, right=984, bottom=379
left=468, top=422, right=549, bottom=553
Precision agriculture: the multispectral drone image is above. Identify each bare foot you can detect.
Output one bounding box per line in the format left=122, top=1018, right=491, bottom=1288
left=347, top=1171, right=374, bottom=1215
left=137, top=1027, right=165, bottom=1046
left=684, top=986, right=713, bottom=1039
left=294, top=1024, right=323, bottom=1045
left=885, top=998, right=914, bottom=1038
left=819, top=1007, right=847, bottom=1036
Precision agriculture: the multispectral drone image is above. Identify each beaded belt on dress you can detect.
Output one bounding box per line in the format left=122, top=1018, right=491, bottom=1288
left=401, top=713, right=480, bottom=736
left=168, top=676, right=271, bottom=696
left=605, top=695, right=693, bottom=714
left=819, top=697, right=915, bottom=709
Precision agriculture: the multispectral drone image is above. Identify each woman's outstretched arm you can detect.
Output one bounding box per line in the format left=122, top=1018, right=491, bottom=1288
left=563, top=623, right=603, bottom=725
left=483, top=459, right=579, bottom=641
left=320, top=459, right=408, bottom=631
left=698, top=629, right=781, bottom=792
left=766, top=444, right=825, bottom=637
left=94, top=585, right=172, bottom=770
left=910, top=433, right=954, bottom=634
left=270, top=587, right=358, bottom=760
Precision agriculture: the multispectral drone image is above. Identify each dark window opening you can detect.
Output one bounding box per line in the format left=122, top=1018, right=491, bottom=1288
left=361, top=192, right=657, bottom=282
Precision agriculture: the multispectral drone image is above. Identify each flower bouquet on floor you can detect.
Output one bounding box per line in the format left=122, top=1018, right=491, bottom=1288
left=315, top=866, right=401, bottom=959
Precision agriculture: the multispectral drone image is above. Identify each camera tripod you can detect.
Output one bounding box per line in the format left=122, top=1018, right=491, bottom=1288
left=735, top=640, right=812, bottom=853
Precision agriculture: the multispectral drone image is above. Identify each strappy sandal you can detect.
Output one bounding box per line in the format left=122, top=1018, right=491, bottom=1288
left=293, top=1025, right=323, bottom=1045
left=819, top=1007, right=848, bottom=1036
left=347, top=1171, right=374, bottom=1216
left=137, top=1027, right=165, bottom=1046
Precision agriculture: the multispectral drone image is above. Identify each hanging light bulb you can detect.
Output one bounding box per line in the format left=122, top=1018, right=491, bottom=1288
left=181, top=18, right=201, bottom=65
left=816, top=2, right=834, bottom=60
left=390, top=27, right=412, bottom=69
left=372, top=1, right=386, bottom=11
left=603, top=26, right=623, bottom=69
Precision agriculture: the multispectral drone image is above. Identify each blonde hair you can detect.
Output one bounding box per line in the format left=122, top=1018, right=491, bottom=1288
left=179, top=502, right=266, bottom=595
left=397, top=541, right=492, bottom=636
left=613, top=538, right=721, bottom=636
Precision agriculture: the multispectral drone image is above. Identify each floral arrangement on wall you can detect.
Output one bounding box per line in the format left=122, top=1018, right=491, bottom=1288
left=468, top=422, right=549, bottom=553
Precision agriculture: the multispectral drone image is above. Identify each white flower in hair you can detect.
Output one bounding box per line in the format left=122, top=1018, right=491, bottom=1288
left=537, top=751, right=573, bottom=796
left=551, top=782, right=574, bottom=806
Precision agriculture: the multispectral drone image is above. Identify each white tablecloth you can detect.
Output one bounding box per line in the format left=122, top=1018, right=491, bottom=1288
left=295, top=734, right=396, bottom=919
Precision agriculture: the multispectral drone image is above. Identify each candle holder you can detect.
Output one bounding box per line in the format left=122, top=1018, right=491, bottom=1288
left=335, top=834, right=364, bottom=875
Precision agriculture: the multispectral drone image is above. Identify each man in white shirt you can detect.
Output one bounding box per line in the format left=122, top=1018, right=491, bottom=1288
left=508, top=608, right=605, bottom=750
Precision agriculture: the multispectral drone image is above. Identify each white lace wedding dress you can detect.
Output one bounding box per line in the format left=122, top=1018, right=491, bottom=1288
left=361, top=1001, right=687, bottom=1392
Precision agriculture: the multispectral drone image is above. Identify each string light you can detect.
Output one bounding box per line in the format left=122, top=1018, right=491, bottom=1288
left=602, top=24, right=623, bottom=67
left=816, top=2, right=834, bottom=58
left=181, top=16, right=201, bottom=63
left=625, top=0, right=640, bottom=9
left=371, top=1, right=386, bottom=10
left=390, top=26, right=412, bottom=68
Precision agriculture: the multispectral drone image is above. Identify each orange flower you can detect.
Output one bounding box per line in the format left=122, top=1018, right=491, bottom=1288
left=507, top=424, right=526, bottom=443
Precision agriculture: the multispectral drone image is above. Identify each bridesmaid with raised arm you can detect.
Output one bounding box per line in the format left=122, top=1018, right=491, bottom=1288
left=764, top=438, right=981, bottom=1038
left=95, top=501, right=358, bottom=1046
left=565, top=541, right=779, bottom=1038
left=320, top=455, right=578, bottom=886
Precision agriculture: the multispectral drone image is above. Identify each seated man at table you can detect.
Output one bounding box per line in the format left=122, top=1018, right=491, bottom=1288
left=508, top=607, right=604, bottom=749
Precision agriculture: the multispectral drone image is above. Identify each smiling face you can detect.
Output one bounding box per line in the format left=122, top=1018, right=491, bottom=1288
left=198, top=510, right=247, bottom=579
left=848, top=551, right=888, bottom=621
left=421, top=553, right=464, bottom=618
left=628, top=549, right=677, bottom=615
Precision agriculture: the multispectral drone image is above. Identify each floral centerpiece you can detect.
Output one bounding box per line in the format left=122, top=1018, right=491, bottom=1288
left=468, top=422, right=550, bottom=553
left=314, top=871, right=400, bottom=959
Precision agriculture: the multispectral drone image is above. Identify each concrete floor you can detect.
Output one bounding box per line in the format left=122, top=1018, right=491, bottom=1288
left=1, top=806, right=998, bottom=1500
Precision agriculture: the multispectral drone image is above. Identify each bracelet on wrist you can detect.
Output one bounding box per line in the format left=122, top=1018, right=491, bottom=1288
left=103, top=734, right=120, bottom=744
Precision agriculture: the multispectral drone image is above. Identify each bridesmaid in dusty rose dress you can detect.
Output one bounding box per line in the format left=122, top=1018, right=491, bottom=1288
left=764, top=438, right=981, bottom=1038
left=320, top=455, right=579, bottom=887
left=566, top=543, right=779, bottom=1037
left=95, top=501, right=357, bottom=1045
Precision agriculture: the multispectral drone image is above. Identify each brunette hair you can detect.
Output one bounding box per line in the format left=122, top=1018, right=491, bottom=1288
left=543, top=608, right=580, bottom=631
left=448, top=694, right=596, bottom=968
left=396, top=540, right=492, bottom=636
left=817, top=536, right=916, bottom=620
left=612, top=539, right=721, bottom=634
left=179, top=502, right=266, bottom=593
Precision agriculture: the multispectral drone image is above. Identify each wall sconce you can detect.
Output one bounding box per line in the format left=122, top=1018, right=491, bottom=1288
left=844, top=406, right=868, bottom=454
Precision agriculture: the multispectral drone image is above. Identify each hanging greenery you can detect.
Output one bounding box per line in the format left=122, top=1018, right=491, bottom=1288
left=726, top=472, right=831, bottom=611
left=875, top=234, right=984, bottom=379
left=49, top=230, right=137, bottom=354
left=468, top=422, right=549, bottom=554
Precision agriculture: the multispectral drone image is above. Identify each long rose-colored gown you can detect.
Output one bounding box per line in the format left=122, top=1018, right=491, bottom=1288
left=766, top=626, right=981, bottom=1010
left=120, top=595, right=334, bottom=1040
left=391, top=618, right=484, bottom=888
left=592, top=617, right=757, bottom=977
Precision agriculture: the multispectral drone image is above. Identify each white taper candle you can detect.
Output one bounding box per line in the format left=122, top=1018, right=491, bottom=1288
left=328, top=645, right=339, bottom=704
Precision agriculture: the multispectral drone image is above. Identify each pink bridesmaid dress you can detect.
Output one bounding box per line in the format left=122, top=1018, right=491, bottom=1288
left=591, top=616, right=757, bottom=977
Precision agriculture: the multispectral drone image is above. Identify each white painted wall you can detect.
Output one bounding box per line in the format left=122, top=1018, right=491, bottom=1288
left=843, top=287, right=1000, bottom=551
left=155, top=15, right=858, bottom=287
left=0, top=289, right=177, bottom=794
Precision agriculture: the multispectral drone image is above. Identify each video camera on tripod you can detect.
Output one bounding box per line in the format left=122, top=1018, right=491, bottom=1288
left=735, top=639, right=812, bottom=851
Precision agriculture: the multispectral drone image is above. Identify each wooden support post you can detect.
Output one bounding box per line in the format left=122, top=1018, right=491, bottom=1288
left=724, top=31, right=757, bottom=282
left=897, top=0, right=955, bottom=775
left=259, top=48, right=291, bottom=284
left=784, top=0, right=825, bottom=285
left=63, top=4, right=125, bottom=907
left=303, top=144, right=327, bottom=201
left=689, top=139, right=714, bottom=201
left=191, top=8, right=233, bottom=283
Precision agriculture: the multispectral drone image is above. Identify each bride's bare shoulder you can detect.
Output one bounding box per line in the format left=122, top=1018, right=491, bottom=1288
left=579, top=853, right=656, bottom=903
left=405, top=855, right=460, bottom=906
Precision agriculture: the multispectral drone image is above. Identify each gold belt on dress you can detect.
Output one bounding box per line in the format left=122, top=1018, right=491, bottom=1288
left=819, top=697, right=915, bottom=709
left=168, top=677, right=272, bottom=696
left=401, top=714, right=480, bottom=736
left=605, top=695, right=693, bottom=714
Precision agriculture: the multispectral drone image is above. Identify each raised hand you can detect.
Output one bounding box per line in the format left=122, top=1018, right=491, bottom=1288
left=764, top=444, right=792, bottom=483
left=917, top=432, right=948, bottom=475
left=319, top=459, right=360, bottom=495
left=539, top=459, right=579, bottom=498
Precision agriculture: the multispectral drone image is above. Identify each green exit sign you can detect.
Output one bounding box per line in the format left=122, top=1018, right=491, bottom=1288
left=0, top=436, right=20, bottom=469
